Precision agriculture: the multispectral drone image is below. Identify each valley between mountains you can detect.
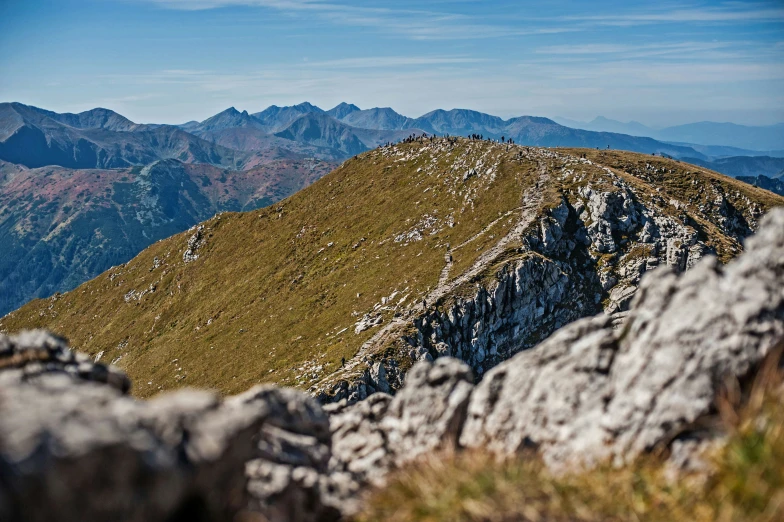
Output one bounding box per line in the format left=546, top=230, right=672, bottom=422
left=2, top=138, right=781, bottom=399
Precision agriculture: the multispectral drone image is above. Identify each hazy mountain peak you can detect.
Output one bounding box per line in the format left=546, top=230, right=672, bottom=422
left=327, top=102, right=361, bottom=120
left=251, top=102, right=325, bottom=132
left=294, top=101, right=324, bottom=113
left=339, top=106, right=412, bottom=130
left=4, top=102, right=139, bottom=132
left=195, top=106, right=262, bottom=132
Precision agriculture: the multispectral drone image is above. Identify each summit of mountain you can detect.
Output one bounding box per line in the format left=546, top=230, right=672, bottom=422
left=411, top=108, right=509, bottom=135
left=326, top=102, right=361, bottom=120
left=251, top=102, right=325, bottom=132
left=339, top=107, right=415, bottom=131
left=3, top=138, right=780, bottom=400
left=192, top=106, right=265, bottom=133
left=274, top=112, right=367, bottom=157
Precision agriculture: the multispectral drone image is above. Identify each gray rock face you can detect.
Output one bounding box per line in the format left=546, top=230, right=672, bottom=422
left=0, top=329, right=130, bottom=392
left=402, top=173, right=718, bottom=383
left=328, top=359, right=474, bottom=488
left=0, top=331, right=347, bottom=522
left=382, top=358, right=474, bottom=466
left=460, top=207, right=784, bottom=469
left=321, top=357, right=404, bottom=404
left=328, top=392, right=393, bottom=486
left=410, top=255, right=586, bottom=378
left=0, top=374, right=262, bottom=522
left=233, top=386, right=344, bottom=522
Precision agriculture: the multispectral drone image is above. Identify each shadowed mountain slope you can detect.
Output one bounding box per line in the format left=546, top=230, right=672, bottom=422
left=735, top=174, right=784, bottom=196
left=274, top=113, right=368, bottom=157
left=0, top=103, right=253, bottom=170
left=0, top=156, right=336, bottom=316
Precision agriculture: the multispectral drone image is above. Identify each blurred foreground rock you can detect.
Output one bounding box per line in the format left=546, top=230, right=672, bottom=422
left=0, top=331, right=345, bottom=522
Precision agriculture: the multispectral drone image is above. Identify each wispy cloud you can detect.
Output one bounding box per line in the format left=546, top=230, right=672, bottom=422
left=562, top=2, right=784, bottom=26
left=301, top=56, right=492, bottom=68
left=133, top=0, right=575, bottom=40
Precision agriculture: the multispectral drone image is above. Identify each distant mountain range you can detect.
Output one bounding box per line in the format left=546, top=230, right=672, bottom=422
left=0, top=156, right=335, bottom=316
left=554, top=115, right=784, bottom=154
left=681, top=155, right=784, bottom=180
left=3, top=100, right=784, bottom=317
left=7, top=101, right=784, bottom=174
left=734, top=174, right=784, bottom=197
left=177, top=104, right=727, bottom=161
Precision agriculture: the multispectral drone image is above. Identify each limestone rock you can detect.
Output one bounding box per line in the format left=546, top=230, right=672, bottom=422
left=460, top=208, right=784, bottom=469
left=382, top=358, right=474, bottom=467
left=329, top=393, right=393, bottom=486
left=0, top=329, right=130, bottom=393
left=0, top=331, right=349, bottom=522
left=182, top=224, right=205, bottom=263
left=328, top=359, right=473, bottom=489
left=233, top=386, right=344, bottom=522
left=0, top=375, right=262, bottom=522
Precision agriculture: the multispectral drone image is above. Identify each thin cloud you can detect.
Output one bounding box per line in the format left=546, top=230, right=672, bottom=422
left=562, top=3, right=784, bottom=26
left=133, top=0, right=576, bottom=40
left=302, top=56, right=493, bottom=68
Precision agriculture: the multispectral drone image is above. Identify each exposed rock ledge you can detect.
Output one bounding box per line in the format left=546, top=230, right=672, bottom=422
left=1, top=208, right=782, bottom=521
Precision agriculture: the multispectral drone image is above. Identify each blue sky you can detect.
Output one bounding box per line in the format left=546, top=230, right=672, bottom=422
left=1, top=0, right=782, bottom=126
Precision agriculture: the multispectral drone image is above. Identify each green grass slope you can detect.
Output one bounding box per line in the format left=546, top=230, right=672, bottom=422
left=1, top=139, right=781, bottom=398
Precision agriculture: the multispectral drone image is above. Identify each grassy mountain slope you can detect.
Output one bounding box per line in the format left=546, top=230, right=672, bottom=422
left=2, top=140, right=781, bottom=399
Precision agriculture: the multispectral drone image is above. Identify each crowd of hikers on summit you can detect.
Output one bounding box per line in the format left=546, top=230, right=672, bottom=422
left=387, top=132, right=517, bottom=147
left=381, top=133, right=672, bottom=160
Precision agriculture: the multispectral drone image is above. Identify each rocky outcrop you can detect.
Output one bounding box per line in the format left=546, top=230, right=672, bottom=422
left=326, top=206, right=783, bottom=487
left=327, top=358, right=474, bottom=488
left=0, top=329, right=130, bottom=392
left=327, top=205, right=783, bottom=487
left=460, top=206, right=784, bottom=468
left=396, top=169, right=717, bottom=385
left=0, top=332, right=350, bottom=522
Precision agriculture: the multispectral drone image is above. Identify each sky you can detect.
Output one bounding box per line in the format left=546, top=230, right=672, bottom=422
left=0, top=0, right=783, bottom=126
